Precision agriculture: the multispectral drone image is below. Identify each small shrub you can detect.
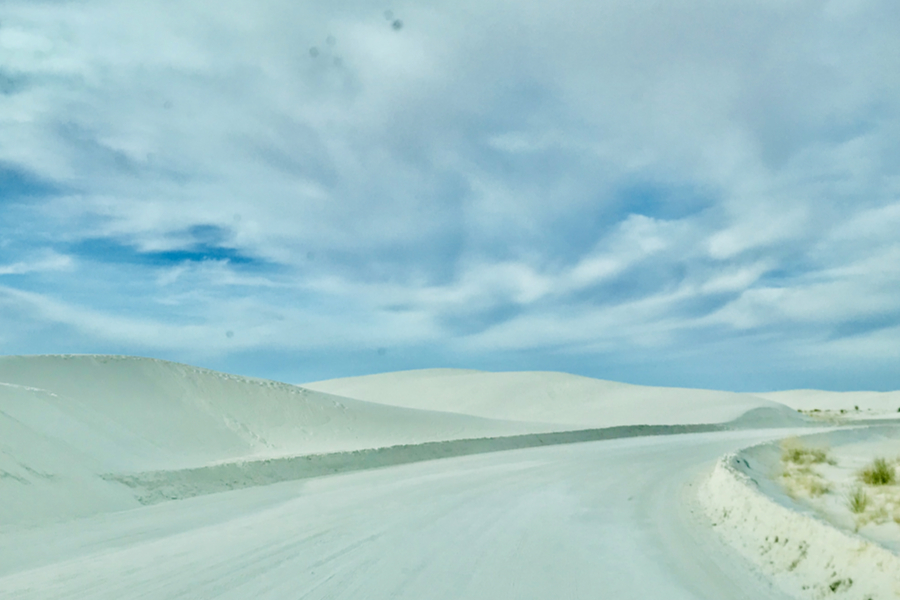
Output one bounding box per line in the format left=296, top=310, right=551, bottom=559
left=848, top=487, right=869, bottom=513
left=829, top=579, right=852, bottom=593
left=859, top=457, right=896, bottom=486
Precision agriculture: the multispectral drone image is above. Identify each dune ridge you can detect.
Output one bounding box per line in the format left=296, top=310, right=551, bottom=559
left=302, top=368, right=793, bottom=428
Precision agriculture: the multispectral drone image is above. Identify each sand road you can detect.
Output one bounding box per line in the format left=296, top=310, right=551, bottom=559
left=0, top=429, right=797, bottom=599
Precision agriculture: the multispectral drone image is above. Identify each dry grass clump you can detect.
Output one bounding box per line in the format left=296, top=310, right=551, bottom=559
left=781, top=467, right=832, bottom=498
left=859, top=457, right=896, bottom=486
left=780, top=439, right=834, bottom=498
left=778, top=441, right=900, bottom=526
left=847, top=486, right=868, bottom=514
left=784, top=446, right=830, bottom=464
left=848, top=456, right=900, bottom=525
left=780, top=438, right=834, bottom=466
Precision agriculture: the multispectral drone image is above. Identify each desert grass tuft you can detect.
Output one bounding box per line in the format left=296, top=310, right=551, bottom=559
left=859, top=457, right=896, bottom=486
left=848, top=487, right=869, bottom=514
left=780, top=439, right=833, bottom=465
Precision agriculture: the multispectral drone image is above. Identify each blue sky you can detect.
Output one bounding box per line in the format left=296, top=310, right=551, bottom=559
left=1, top=0, right=899, bottom=391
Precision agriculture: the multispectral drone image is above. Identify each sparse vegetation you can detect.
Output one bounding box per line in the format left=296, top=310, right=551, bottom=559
left=848, top=487, right=869, bottom=513
left=781, top=439, right=833, bottom=466
left=784, top=446, right=830, bottom=464
left=780, top=439, right=835, bottom=498
left=771, top=439, right=900, bottom=532
left=777, top=440, right=900, bottom=529
left=841, top=456, right=900, bottom=526
left=799, top=474, right=830, bottom=497
left=859, top=457, right=896, bottom=486
left=781, top=463, right=833, bottom=498
left=829, top=578, right=853, bottom=593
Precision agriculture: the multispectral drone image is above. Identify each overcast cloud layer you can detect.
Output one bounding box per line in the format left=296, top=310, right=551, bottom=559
left=1, top=0, right=899, bottom=390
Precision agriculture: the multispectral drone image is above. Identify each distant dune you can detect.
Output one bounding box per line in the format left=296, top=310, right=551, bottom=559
left=756, top=388, right=900, bottom=420
left=302, top=368, right=798, bottom=428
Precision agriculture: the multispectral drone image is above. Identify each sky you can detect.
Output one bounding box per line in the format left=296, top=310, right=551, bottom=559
left=1, top=0, right=899, bottom=391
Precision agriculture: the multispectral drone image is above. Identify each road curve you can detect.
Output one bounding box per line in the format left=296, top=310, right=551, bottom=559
left=0, top=429, right=800, bottom=599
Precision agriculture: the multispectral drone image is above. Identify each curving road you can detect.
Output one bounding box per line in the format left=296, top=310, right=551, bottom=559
left=0, top=429, right=800, bottom=599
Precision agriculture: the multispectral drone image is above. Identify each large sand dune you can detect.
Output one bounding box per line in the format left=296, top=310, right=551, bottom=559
left=0, top=356, right=555, bottom=524
left=0, top=357, right=556, bottom=468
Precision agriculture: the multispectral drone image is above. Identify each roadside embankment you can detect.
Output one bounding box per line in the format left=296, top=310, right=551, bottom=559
left=700, top=427, right=900, bottom=599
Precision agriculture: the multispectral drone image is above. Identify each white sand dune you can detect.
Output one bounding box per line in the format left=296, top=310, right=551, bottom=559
left=0, top=357, right=554, bottom=470
left=302, top=368, right=795, bottom=428
left=757, top=389, right=900, bottom=420
left=2, top=354, right=895, bottom=599
left=0, top=355, right=566, bottom=525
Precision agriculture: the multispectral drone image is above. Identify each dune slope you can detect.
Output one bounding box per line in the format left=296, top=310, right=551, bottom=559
left=0, top=356, right=549, bottom=525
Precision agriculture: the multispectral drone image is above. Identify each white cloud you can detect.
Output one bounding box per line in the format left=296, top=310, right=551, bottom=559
left=1, top=0, right=899, bottom=388
left=0, top=252, right=74, bottom=276
left=699, top=263, right=771, bottom=294
left=704, top=244, right=900, bottom=330
left=706, top=202, right=810, bottom=260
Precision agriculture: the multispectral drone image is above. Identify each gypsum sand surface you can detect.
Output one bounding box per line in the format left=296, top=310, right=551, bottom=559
left=4, top=354, right=897, bottom=599
left=775, top=428, right=900, bottom=553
